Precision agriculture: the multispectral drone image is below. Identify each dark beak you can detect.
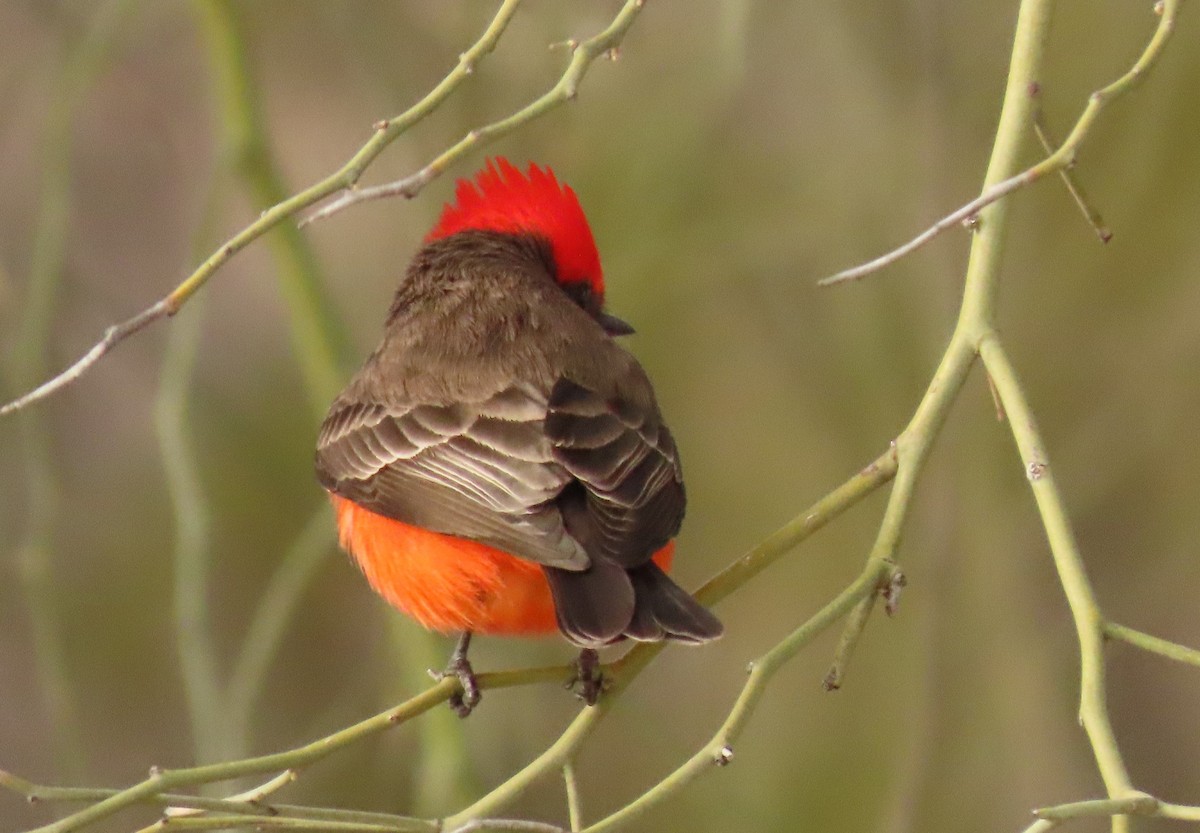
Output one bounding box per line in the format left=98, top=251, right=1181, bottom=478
left=598, top=311, right=636, bottom=336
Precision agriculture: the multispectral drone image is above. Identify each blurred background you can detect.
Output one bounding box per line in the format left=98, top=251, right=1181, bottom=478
left=2, top=2, right=1199, bottom=831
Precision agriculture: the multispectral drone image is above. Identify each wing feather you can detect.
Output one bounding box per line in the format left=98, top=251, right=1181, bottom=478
left=316, top=385, right=588, bottom=569
left=545, top=378, right=685, bottom=568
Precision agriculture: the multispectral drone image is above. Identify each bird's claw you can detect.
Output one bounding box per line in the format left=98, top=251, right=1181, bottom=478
left=564, top=648, right=605, bottom=706
left=429, top=648, right=480, bottom=718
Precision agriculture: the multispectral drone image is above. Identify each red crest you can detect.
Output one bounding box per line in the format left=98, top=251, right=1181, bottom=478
left=426, top=158, right=605, bottom=298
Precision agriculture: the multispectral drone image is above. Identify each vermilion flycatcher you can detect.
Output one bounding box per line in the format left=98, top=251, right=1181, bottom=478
left=315, top=159, right=722, bottom=715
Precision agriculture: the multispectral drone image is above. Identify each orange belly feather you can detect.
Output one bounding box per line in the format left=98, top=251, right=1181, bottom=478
left=331, top=494, right=676, bottom=636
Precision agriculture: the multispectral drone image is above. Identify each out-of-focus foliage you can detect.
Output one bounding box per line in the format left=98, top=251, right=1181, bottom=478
left=2, top=2, right=1199, bottom=832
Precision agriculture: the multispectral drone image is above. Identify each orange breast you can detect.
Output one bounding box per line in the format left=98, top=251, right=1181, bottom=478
left=331, top=494, right=675, bottom=636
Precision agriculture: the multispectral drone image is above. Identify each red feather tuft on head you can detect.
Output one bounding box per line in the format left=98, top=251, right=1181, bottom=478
left=426, top=158, right=604, bottom=298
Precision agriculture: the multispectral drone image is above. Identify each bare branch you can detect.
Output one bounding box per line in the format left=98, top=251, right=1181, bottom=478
left=0, top=0, right=533, bottom=417
left=0, top=300, right=169, bottom=417
left=447, top=821, right=569, bottom=833
left=1103, top=622, right=1200, bottom=669
left=818, top=173, right=1031, bottom=287
left=1032, top=108, right=1112, bottom=243
left=819, top=0, right=1179, bottom=287
left=300, top=0, right=647, bottom=226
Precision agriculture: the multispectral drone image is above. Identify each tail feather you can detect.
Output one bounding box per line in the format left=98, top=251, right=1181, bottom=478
left=544, top=560, right=635, bottom=648
left=544, top=560, right=723, bottom=647
left=625, top=562, right=723, bottom=644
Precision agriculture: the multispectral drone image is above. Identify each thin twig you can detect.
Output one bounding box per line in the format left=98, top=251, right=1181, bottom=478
left=823, top=593, right=877, bottom=691
left=447, top=822, right=569, bottom=833
left=817, top=174, right=1031, bottom=287
left=1011, top=793, right=1200, bottom=833
left=134, top=814, right=423, bottom=833
left=819, top=0, right=1179, bottom=286
left=1033, top=794, right=1158, bottom=822
left=0, top=770, right=430, bottom=829
left=1032, top=109, right=1112, bottom=242
left=563, top=764, right=583, bottom=832
left=1158, top=802, right=1200, bottom=822
left=162, top=770, right=295, bottom=818
left=300, top=0, right=647, bottom=225
left=694, top=449, right=899, bottom=608
left=0, top=300, right=167, bottom=416
left=0, top=0, right=533, bottom=417
left=1103, top=622, right=1200, bottom=669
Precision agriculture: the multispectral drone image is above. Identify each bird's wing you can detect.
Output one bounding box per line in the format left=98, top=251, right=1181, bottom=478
left=315, top=384, right=589, bottom=570
left=544, top=377, right=685, bottom=568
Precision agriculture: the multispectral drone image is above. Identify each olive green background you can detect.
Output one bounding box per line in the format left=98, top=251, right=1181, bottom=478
left=2, top=2, right=1199, bottom=832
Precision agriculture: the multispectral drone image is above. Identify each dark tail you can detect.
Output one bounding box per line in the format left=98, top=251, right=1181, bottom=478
left=624, top=562, right=723, bottom=644
left=544, top=560, right=722, bottom=647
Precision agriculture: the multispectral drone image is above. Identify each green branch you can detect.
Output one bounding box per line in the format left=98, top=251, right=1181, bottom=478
left=442, top=448, right=898, bottom=827
left=302, top=0, right=648, bottom=223
left=1104, top=622, right=1200, bottom=668
left=0, top=433, right=897, bottom=832
left=582, top=563, right=896, bottom=833
left=819, top=0, right=1180, bottom=286
left=563, top=764, right=583, bottom=833
left=0, top=769, right=429, bottom=831
left=980, top=335, right=1133, bottom=804
left=5, top=4, right=1198, bottom=833
left=0, top=0, right=647, bottom=418
left=6, top=667, right=570, bottom=833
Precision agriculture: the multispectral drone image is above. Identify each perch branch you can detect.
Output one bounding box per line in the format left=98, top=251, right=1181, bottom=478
left=1, top=443, right=898, bottom=832
left=442, top=448, right=899, bottom=827
left=5, top=667, right=568, bottom=833
left=581, top=563, right=899, bottom=833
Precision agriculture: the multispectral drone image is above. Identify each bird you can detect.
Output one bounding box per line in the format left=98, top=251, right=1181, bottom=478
left=314, top=158, right=722, bottom=716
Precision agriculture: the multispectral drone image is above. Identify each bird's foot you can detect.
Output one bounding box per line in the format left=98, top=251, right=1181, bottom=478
left=429, top=633, right=480, bottom=718
left=564, top=648, right=605, bottom=706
